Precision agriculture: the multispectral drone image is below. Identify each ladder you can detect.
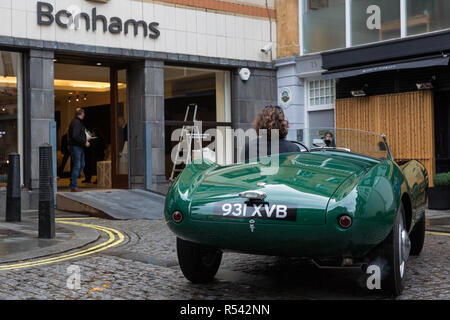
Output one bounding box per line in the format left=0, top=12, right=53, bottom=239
left=169, top=104, right=203, bottom=182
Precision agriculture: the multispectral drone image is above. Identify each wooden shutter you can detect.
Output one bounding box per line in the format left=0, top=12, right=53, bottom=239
left=336, top=91, right=435, bottom=186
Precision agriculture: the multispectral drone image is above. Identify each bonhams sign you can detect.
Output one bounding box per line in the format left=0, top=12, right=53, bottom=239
left=37, top=1, right=160, bottom=39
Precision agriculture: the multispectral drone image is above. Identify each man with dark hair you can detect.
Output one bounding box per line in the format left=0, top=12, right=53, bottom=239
left=68, top=108, right=90, bottom=192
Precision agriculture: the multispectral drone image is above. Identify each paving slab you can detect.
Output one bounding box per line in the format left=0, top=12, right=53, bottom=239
left=0, top=213, right=100, bottom=264
left=426, top=209, right=450, bottom=233
left=57, top=189, right=165, bottom=220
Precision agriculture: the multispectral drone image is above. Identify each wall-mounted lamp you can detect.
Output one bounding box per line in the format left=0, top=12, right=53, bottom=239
left=351, top=84, right=368, bottom=97
left=416, top=76, right=436, bottom=90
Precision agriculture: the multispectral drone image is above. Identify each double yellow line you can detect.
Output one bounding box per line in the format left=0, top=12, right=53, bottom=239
left=0, top=218, right=125, bottom=271
left=426, top=231, right=450, bottom=237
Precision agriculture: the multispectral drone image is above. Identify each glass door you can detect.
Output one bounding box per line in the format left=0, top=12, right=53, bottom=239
left=110, top=68, right=129, bottom=188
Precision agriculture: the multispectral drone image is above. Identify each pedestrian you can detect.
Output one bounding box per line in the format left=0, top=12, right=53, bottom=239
left=68, top=108, right=90, bottom=192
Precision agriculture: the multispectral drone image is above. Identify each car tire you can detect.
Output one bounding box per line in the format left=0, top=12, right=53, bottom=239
left=176, top=237, right=222, bottom=284
left=379, top=204, right=409, bottom=297
left=409, top=213, right=426, bottom=256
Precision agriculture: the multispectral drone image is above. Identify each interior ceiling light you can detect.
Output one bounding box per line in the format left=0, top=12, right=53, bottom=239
left=0, top=77, right=125, bottom=92
left=0, top=77, right=17, bottom=85
left=53, top=80, right=126, bottom=92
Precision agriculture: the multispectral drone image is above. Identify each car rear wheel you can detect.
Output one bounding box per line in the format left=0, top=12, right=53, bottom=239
left=409, top=212, right=426, bottom=256
left=177, top=237, right=222, bottom=284
left=379, top=204, right=410, bottom=297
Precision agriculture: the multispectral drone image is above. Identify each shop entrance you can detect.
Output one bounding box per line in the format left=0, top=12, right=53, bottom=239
left=54, top=60, right=128, bottom=190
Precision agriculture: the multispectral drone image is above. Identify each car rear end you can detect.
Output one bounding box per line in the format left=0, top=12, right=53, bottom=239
left=165, top=152, right=389, bottom=259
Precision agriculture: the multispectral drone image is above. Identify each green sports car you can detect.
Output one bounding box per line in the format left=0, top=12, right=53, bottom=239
left=164, top=128, right=428, bottom=297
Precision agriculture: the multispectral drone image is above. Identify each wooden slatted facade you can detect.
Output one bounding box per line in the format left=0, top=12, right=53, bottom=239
left=335, top=91, right=435, bottom=186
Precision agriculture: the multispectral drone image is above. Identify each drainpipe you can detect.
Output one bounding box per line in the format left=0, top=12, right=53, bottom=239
left=266, top=0, right=273, bottom=62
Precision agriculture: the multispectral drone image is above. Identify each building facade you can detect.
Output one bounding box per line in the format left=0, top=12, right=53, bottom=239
left=0, top=0, right=278, bottom=208
left=276, top=0, right=450, bottom=185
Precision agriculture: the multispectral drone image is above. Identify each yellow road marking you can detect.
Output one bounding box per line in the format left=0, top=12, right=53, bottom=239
left=55, top=217, right=99, bottom=220
left=0, top=220, right=125, bottom=271
left=426, top=231, right=450, bottom=237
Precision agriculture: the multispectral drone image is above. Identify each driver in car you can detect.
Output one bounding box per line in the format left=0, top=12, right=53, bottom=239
left=324, top=131, right=336, bottom=147
left=241, top=105, right=300, bottom=162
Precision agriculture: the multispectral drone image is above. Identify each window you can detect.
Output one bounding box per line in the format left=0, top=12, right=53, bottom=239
left=300, top=0, right=450, bottom=54
left=308, top=79, right=336, bottom=109
left=407, top=0, right=450, bottom=36
left=0, top=51, right=22, bottom=186
left=164, top=66, right=232, bottom=181
left=351, top=0, right=401, bottom=46
left=302, top=0, right=346, bottom=54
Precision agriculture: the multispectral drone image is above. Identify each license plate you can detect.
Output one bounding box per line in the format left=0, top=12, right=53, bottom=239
left=213, top=202, right=297, bottom=221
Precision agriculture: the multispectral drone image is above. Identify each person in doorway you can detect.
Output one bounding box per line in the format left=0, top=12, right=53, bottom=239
left=118, top=116, right=128, bottom=152
left=241, top=105, right=300, bottom=162
left=68, top=108, right=90, bottom=192
left=58, top=132, right=70, bottom=178
left=83, top=128, right=106, bottom=184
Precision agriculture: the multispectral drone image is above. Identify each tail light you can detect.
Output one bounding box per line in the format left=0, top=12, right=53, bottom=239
left=338, top=215, right=352, bottom=228
left=172, top=211, right=183, bottom=223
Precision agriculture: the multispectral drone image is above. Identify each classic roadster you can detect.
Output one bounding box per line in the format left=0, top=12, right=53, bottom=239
left=164, top=129, right=428, bottom=296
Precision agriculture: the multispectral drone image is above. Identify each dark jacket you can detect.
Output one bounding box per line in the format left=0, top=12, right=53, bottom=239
left=61, top=133, right=69, bottom=155
left=241, top=138, right=300, bottom=162
left=68, top=117, right=86, bottom=148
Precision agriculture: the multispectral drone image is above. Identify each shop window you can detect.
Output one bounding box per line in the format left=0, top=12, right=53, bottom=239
left=164, top=66, right=232, bottom=182
left=351, top=0, right=401, bottom=46
left=0, top=51, right=22, bottom=186
left=407, top=0, right=450, bottom=36
left=302, top=0, right=346, bottom=54
left=308, top=79, right=336, bottom=110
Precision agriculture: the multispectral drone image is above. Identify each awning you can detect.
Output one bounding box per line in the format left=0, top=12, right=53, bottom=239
left=322, top=55, right=450, bottom=80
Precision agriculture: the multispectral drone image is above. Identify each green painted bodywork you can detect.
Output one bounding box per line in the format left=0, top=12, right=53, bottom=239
left=164, top=151, right=428, bottom=259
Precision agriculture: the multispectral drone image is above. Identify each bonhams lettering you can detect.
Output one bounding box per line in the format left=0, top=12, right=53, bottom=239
left=37, top=1, right=160, bottom=39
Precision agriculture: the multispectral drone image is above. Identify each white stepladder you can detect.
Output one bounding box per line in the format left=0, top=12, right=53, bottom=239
left=169, top=104, right=203, bottom=182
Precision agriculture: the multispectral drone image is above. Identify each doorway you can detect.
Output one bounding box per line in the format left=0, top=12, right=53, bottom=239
left=54, top=61, right=128, bottom=190
left=435, top=91, right=450, bottom=174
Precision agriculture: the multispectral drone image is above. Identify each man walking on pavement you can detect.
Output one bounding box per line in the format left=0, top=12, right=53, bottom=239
left=68, top=108, right=90, bottom=192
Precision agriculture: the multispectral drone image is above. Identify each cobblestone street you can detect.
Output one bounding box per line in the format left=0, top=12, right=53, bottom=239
left=0, top=216, right=448, bottom=300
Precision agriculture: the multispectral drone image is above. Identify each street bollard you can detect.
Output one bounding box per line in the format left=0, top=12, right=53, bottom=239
left=38, top=144, right=55, bottom=239
left=6, top=153, right=21, bottom=222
